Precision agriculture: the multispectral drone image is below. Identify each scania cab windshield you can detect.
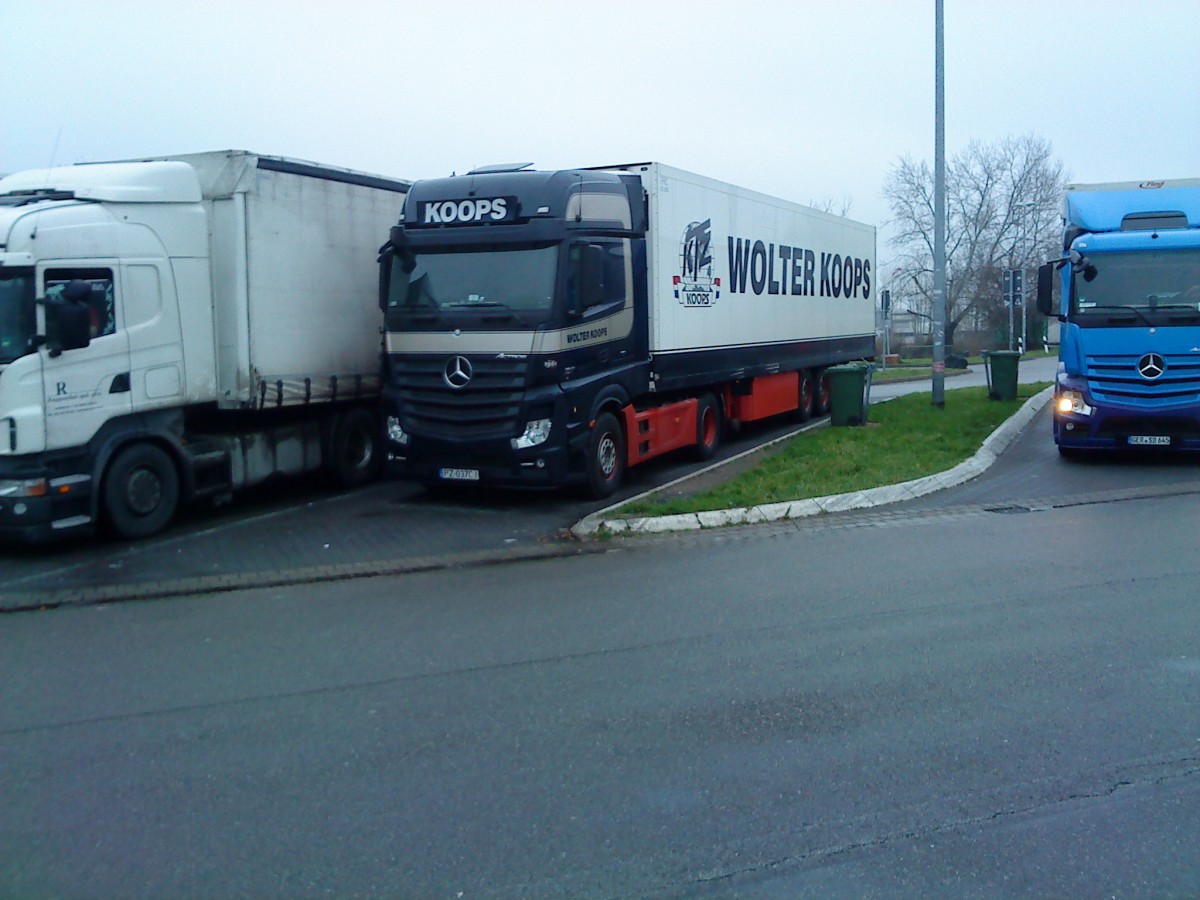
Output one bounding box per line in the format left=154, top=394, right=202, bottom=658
left=0, top=268, right=36, bottom=364
left=1072, top=249, right=1200, bottom=326
left=386, top=243, right=559, bottom=328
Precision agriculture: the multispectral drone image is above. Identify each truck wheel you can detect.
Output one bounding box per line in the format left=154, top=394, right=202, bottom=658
left=796, top=370, right=816, bottom=422
left=695, top=394, right=722, bottom=461
left=330, top=408, right=382, bottom=488
left=103, top=443, right=180, bottom=540
left=814, top=368, right=832, bottom=415
left=587, top=412, right=625, bottom=499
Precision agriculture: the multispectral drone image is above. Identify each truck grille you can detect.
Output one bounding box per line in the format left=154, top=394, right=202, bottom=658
left=1086, top=353, right=1200, bottom=407
left=391, top=355, right=527, bottom=439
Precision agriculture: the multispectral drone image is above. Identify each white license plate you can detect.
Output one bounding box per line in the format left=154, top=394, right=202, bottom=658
left=1128, top=435, right=1171, bottom=446
left=439, top=467, right=480, bottom=481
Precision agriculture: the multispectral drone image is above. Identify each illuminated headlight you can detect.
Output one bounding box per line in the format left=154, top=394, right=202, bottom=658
left=386, top=416, right=410, bottom=445
left=0, top=477, right=49, bottom=498
left=511, top=418, right=552, bottom=450
left=1056, top=390, right=1094, bottom=416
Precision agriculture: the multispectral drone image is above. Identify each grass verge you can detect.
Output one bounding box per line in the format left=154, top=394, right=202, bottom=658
left=873, top=350, right=1055, bottom=383
left=616, top=383, right=1051, bottom=518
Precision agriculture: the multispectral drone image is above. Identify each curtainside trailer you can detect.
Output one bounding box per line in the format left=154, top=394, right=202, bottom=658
left=0, top=150, right=409, bottom=540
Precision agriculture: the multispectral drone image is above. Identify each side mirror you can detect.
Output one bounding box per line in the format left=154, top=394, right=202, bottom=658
left=38, top=297, right=92, bottom=357
left=1069, top=249, right=1097, bottom=283
left=1036, top=262, right=1057, bottom=318
left=377, top=246, right=393, bottom=310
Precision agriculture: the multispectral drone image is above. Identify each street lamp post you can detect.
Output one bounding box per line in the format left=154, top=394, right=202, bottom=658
left=1019, top=201, right=1034, bottom=354
left=932, top=0, right=946, bottom=408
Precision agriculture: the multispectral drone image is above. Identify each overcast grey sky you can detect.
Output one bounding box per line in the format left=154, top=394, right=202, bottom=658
left=3, top=0, right=1198, bottom=240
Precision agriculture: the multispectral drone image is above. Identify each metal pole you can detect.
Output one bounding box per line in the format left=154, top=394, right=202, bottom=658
left=931, top=0, right=946, bottom=408
left=1021, top=281, right=1027, bottom=353
left=881, top=288, right=891, bottom=369
left=1008, top=275, right=1014, bottom=351
left=1017, top=202, right=1032, bottom=353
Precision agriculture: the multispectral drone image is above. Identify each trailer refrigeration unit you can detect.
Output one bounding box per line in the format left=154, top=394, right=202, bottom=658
left=379, top=162, right=876, bottom=497
left=0, top=151, right=410, bottom=541
left=1036, top=179, right=1200, bottom=456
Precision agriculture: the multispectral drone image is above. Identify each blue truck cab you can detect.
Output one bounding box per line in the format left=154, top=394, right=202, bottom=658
left=1037, top=179, right=1200, bottom=455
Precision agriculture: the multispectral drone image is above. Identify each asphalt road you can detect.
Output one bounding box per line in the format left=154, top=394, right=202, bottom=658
left=0, top=358, right=1064, bottom=609
left=3, top=459, right=1198, bottom=896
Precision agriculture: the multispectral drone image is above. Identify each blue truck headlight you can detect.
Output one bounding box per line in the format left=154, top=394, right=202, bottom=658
left=512, top=418, right=552, bottom=450
left=386, top=416, right=410, bottom=445
left=1056, top=389, right=1093, bottom=416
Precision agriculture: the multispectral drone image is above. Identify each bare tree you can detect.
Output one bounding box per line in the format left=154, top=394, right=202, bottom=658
left=884, top=133, right=1067, bottom=349
left=808, top=196, right=855, bottom=218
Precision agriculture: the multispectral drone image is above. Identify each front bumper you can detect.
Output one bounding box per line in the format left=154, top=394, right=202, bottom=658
left=0, top=458, right=96, bottom=544
left=1053, top=389, right=1200, bottom=451
left=0, top=483, right=94, bottom=543
left=387, top=436, right=577, bottom=488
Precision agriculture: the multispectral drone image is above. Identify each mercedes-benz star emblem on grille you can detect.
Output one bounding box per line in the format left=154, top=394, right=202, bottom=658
left=1138, top=353, right=1165, bottom=380
left=444, top=355, right=473, bottom=389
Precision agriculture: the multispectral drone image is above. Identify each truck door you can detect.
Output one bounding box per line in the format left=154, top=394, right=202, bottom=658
left=37, top=264, right=133, bottom=453
left=555, top=237, right=638, bottom=379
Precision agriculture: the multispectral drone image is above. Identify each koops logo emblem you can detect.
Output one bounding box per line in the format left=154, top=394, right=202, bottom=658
left=673, top=219, right=721, bottom=307
left=422, top=197, right=511, bottom=224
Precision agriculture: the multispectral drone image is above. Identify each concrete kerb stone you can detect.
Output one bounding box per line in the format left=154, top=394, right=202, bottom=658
left=0, top=542, right=601, bottom=614
left=573, top=386, right=1053, bottom=538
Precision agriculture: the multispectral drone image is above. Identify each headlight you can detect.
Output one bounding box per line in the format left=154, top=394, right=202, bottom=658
left=511, top=418, right=552, bottom=450
left=0, top=477, right=48, bottom=498
left=1056, top=389, right=1093, bottom=416
left=386, top=416, right=410, bottom=445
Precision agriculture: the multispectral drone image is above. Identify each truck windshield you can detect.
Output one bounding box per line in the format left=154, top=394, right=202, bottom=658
left=1073, top=249, right=1200, bottom=324
left=387, top=243, right=559, bottom=326
left=0, top=269, right=36, bottom=365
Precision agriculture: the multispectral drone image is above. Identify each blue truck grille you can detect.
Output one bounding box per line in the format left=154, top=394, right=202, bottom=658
left=391, top=356, right=527, bottom=439
left=1086, top=353, right=1200, bottom=407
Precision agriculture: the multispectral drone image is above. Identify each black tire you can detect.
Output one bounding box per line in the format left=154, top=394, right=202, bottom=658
left=102, top=443, right=180, bottom=540
left=796, top=370, right=816, bottom=422
left=587, top=412, right=625, bottom=499
left=695, top=394, right=723, bottom=461
left=329, top=408, right=382, bottom=488
left=814, top=368, right=832, bottom=416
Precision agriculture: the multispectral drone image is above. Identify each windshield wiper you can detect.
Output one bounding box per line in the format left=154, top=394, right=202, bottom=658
left=445, top=300, right=519, bottom=321
left=392, top=304, right=440, bottom=322
left=1088, top=305, right=1155, bottom=327
left=1151, top=303, right=1200, bottom=318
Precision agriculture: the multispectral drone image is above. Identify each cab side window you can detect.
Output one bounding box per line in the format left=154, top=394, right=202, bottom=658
left=568, top=239, right=631, bottom=314
left=45, top=268, right=116, bottom=338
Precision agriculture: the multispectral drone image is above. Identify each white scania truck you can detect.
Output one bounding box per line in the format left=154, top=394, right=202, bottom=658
left=0, top=151, right=409, bottom=541
left=379, top=162, right=876, bottom=497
